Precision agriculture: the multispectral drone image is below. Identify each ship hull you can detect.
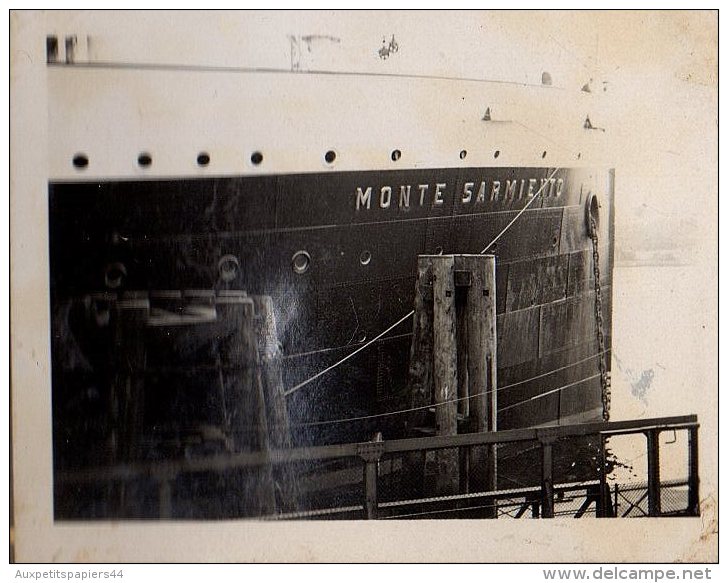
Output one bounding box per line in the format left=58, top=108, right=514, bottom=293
left=50, top=165, right=614, bottom=463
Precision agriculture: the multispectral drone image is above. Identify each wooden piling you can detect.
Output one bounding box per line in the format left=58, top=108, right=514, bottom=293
left=407, top=254, right=498, bottom=499
left=253, top=295, right=299, bottom=512
left=432, top=256, right=459, bottom=437
left=403, top=258, right=435, bottom=496
left=431, top=256, right=460, bottom=494
left=408, top=258, right=435, bottom=413
left=113, top=294, right=150, bottom=464
left=111, top=294, right=149, bottom=516
left=216, top=293, right=276, bottom=515
left=454, top=255, right=497, bottom=499
left=252, top=296, right=292, bottom=448
left=455, top=287, right=469, bottom=420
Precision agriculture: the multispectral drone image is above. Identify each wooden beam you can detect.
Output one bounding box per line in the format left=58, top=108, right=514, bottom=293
left=454, top=255, right=498, bottom=500
left=404, top=257, right=435, bottom=497
left=113, top=296, right=150, bottom=464
left=111, top=296, right=149, bottom=516
left=455, top=282, right=469, bottom=420
left=253, top=295, right=299, bottom=512
left=253, top=296, right=292, bottom=448
left=408, top=257, right=435, bottom=412
left=217, top=293, right=276, bottom=515
left=431, top=255, right=459, bottom=494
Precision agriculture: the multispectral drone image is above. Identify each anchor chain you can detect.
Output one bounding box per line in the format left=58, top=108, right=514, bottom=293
left=589, top=215, right=611, bottom=421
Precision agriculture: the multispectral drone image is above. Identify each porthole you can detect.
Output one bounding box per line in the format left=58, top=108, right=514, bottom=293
left=251, top=151, right=264, bottom=165
left=494, top=150, right=500, bottom=159
left=359, top=250, right=372, bottom=266
left=391, top=149, right=401, bottom=162
left=217, top=254, right=240, bottom=282
left=137, top=152, right=152, bottom=167
left=459, top=150, right=467, bottom=160
left=72, top=153, right=89, bottom=169
left=324, top=150, right=337, bottom=164
left=197, top=152, right=210, bottom=166
left=104, top=262, right=127, bottom=289
left=292, top=250, right=311, bottom=274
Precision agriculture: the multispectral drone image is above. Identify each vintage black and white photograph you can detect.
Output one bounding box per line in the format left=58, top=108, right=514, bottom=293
left=9, top=9, right=717, bottom=562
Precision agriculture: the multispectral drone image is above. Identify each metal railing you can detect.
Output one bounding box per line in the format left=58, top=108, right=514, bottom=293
left=56, top=414, right=699, bottom=520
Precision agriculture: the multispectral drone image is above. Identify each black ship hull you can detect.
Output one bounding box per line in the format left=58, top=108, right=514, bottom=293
left=51, top=165, right=613, bottom=436
left=50, top=165, right=614, bottom=517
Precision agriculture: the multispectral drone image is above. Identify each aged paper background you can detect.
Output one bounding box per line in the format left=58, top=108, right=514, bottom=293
left=10, top=10, right=717, bottom=562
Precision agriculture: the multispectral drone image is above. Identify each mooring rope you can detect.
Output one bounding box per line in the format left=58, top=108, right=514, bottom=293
left=283, top=166, right=562, bottom=397
left=282, top=309, right=416, bottom=396
left=174, top=347, right=608, bottom=438
left=479, top=166, right=559, bottom=254
left=295, top=349, right=609, bottom=428
left=182, top=349, right=610, bottom=436
left=498, top=373, right=601, bottom=413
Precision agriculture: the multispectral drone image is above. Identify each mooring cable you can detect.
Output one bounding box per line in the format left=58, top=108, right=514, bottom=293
left=211, top=355, right=609, bottom=434
left=479, top=166, right=559, bottom=254
left=294, top=349, right=609, bottom=428
left=191, top=348, right=609, bottom=436
left=283, top=309, right=416, bottom=396
left=498, top=373, right=601, bottom=413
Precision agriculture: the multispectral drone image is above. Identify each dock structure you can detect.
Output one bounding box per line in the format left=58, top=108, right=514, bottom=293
left=53, top=260, right=701, bottom=520
left=81, top=289, right=298, bottom=518
left=54, top=279, right=700, bottom=520
left=56, top=414, right=700, bottom=520
left=408, top=254, right=498, bottom=499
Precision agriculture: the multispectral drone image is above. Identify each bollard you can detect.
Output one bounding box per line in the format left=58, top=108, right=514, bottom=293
left=431, top=256, right=459, bottom=494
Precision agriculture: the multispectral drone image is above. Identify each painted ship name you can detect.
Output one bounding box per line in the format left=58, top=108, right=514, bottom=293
left=355, top=177, right=564, bottom=210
